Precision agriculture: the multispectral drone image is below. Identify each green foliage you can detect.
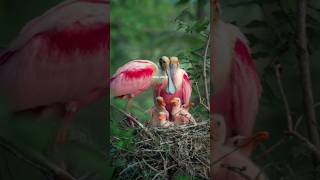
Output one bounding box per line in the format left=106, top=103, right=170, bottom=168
left=110, top=0, right=210, bottom=178
left=175, top=175, right=192, bottom=180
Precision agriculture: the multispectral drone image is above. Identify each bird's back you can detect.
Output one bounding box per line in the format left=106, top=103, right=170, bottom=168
left=0, top=0, right=108, bottom=111
left=110, top=60, right=158, bottom=98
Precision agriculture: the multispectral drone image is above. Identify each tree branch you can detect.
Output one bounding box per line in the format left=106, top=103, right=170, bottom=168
left=274, top=64, right=320, bottom=160
left=203, top=35, right=210, bottom=110
left=296, top=0, right=320, bottom=160
left=0, top=136, right=77, bottom=180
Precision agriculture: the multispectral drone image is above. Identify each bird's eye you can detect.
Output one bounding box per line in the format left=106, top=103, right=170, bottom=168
left=216, top=121, right=221, bottom=127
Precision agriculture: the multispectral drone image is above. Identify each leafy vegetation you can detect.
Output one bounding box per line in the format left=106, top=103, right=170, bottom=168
left=110, top=0, right=210, bottom=179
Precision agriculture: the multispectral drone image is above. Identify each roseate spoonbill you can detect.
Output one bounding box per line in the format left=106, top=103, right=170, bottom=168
left=226, top=132, right=269, bottom=157
left=170, top=97, right=196, bottom=125
left=110, top=56, right=176, bottom=109
left=149, top=111, right=173, bottom=128
left=0, top=0, right=109, bottom=144
left=154, top=56, right=192, bottom=117
left=147, top=96, right=173, bottom=128
left=212, top=115, right=268, bottom=180
left=212, top=20, right=262, bottom=137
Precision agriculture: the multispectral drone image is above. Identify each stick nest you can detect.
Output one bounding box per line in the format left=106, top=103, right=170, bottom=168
left=112, top=120, right=210, bottom=179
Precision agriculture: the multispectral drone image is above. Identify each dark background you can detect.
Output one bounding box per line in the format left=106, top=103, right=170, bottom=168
left=0, top=1, right=110, bottom=180
left=220, top=0, right=320, bottom=179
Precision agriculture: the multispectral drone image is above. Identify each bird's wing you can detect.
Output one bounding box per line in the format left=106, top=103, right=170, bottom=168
left=0, top=0, right=108, bottom=111
left=6, top=0, right=108, bottom=53
left=213, top=33, right=261, bottom=137
left=181, top=70, right=192, bottom=105
left=231, top=38, right=262, bottom=135
left=110, top=60, right=158, bottom=98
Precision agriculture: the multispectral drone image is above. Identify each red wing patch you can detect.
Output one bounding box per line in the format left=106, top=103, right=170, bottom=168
left=234, top=39, right=256, bottom=71
left=122, top=67, right=154, bottom=79
left=43, top=23, right=107, bottom=55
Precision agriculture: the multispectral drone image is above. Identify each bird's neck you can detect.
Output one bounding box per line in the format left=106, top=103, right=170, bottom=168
left=152, top=70, right=167, bottom=85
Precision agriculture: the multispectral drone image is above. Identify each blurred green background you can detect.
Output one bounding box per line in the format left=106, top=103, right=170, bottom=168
left=220, top=0, right=320, bottom=179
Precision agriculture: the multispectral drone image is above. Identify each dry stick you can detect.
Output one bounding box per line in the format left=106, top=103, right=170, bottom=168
left=296, top=0, right=320, bottom=161
left=111, top=104, right=159, bottom=142
left=220, top=164, right=252, bottom=180
left=274, top=65, right=320, bottom=158
left=195, top=82, right=209, bottom=111
left=275, top=64, right=293, bottom=132
left=203, top=35, right=210, bottom=110
left=0, top=136, right=77, bottom=180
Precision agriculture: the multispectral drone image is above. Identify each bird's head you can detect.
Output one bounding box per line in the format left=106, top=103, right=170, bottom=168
left=170, top=97, right=181, bottom=107
left=169, top=56, right=179, bottom=78
left=227, top=131, right=269, bottom=156
left=159, top=56, right=176, bottom=94
left=212, top=114, right=226, bottom=145
left=155, top=96, right=166, bottom=107
left=159, top=56, right=170, bottom=71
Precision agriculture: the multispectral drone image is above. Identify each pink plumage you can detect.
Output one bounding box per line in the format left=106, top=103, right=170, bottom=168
left=213, top=20, right=262, bottom=137
left=110, top=60, right=158, bottom=98
left=0, top=0, right=108, bottom=143
left=154, top=68, right=192, bottom=117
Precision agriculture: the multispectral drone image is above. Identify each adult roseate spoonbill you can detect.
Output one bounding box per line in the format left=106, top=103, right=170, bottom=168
left=0, top=0, right=108, bottom=144
left=110, top=56, right=176, bottom=103
left=154, top=57, right=192, bottom=117
left=212, top=20, right=262, bottom=137
left=212, top=115, right=268, bottom=180
left=170, top=97, right=196, bottom=125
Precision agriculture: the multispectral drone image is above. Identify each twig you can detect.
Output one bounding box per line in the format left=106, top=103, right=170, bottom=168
left=111, top=104, right=159, bottom=142
left=220, top=164, right=252, bottom=180
left=194, top=81, right=209, bottom=111
left=274, top=64, right=293, bottom=131
left=296, top=0, right=320, bottom=161
left=286, top=131, right=320, bottom=158
left=256, top=137, right=287, bottom=160
left=274, top=63, right=320, bottom=160
left=0, top=136, right=77, bottom=180
left=203, top=35, right=210, bottom=109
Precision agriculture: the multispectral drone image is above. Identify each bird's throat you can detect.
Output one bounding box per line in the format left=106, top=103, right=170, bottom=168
left=166, top=68, right=176, bottom=94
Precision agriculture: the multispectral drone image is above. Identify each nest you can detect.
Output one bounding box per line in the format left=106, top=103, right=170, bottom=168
left=113, top=120, right=210, bottom=179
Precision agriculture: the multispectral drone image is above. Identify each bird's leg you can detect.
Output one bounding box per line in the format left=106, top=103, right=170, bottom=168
left=125, top=96, right=135, bottom=127
left=52, top=102, right=78, bottom=170
left=55, top=102, right=77, bottom=145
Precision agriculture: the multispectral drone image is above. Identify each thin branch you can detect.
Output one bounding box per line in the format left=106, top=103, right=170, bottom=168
left=203, top=35, right=210, bottom=109
left=111, top=104, right=159, bottom=142
left=296, top=0, right=320, bottom=160
left=0, top=136, right=76, bottom=180
left=274, top=64, right=293, bottom=132
left=274, top=64, right=320, bottom=160
left=194, top=81, right=209, bottom=111
left=286, top=131, right=320, bottom=158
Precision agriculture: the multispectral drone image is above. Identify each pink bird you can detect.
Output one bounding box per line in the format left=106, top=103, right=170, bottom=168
left=170, top=97, right=196, bottom=125
left=226, top=132, right=269, bottom=157
left=146, top=96, right=173, bottom=128
left=110, top=56, right=191, bottom=121
left=212, top=20, right=262, bottom=137
left=0, top=0, right=109, bottom=144
left=154, top=56, right=192, bottom=119
left=212, top=115, right=268, bottom=180
left=110, top=56, right=176, bottom=109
